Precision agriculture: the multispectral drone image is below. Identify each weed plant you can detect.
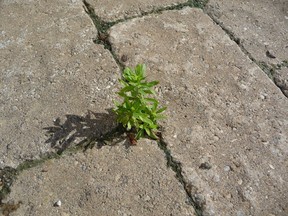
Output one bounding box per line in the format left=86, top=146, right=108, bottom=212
left=114, top=64, right=166, bottom=140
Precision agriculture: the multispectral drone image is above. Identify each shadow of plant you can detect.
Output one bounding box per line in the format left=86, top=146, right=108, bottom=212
left=44, top=109, right=126, bottom=153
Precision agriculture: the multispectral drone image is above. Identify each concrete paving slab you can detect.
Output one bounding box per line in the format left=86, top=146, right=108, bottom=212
left=85, top=0, right=186, bottom=22
left=0, top=0, right=120, bottom=168
left=3, top=140, right=196, bottom=216
left=206, top=0, right=288, bottom=96
left=109, top=8, right=288, bottom=216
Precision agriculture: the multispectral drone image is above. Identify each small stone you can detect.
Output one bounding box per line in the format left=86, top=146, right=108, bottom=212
left=213, top=174, right=220, bottom=183
left=237, top=179, right=243, bottom=185
left=54, top=200, right=62, bottom=207
left=224, top=165, right=231, bottom=172
left=199, top=162, right=212, bottom=170
left=225, top=193, right=232, bottom=199
left=213, top=135, right=219, bottom=141
left=144, top=195, right=151, bottom=202
left=121, top=54, right=128, bottom=62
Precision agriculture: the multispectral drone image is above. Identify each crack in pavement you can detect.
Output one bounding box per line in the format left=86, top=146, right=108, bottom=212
left=157, top=133, right=204, bottom=216
left=82, top=1, right=211, bottom=215
left=5, top=0, right=282, bottom=215
left=83, top=0, right=209, bottom=71
left=205, top=11, right=288, bottom=99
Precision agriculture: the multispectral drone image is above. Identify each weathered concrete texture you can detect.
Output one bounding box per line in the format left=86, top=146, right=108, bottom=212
left=86, top=0, right=186, bottom=22
left=4, top=140, right=196, bottom=216
left=0, top=0, right=120, bottom=168
left=205, top=0, right=288, bottom=96
left=109, top=8, right=288, bottom=216
left=274, top=67, right=288, bottom=97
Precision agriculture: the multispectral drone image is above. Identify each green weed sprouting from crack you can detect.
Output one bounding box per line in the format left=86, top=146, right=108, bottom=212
left=114, top=64, right=166, bottom=141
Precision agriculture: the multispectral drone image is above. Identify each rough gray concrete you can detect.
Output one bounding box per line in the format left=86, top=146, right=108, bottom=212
left=4, top=140, right=196, bottom=216
left=0, top=0, right=120, bottom=168
left=109, top=8, right=288, bottom=215
left=86, top=0, right=187, bottom=22
left=1, top=1, right=288, bottom=216
left=206, top=0, right=288, bottom=96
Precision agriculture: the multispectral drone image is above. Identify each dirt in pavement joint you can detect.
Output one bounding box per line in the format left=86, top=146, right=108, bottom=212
left=205, top=11, right=288, bottom=98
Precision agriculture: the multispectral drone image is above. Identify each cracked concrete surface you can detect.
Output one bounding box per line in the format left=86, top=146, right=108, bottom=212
left=86, top=0, right=187, bottom=22
left=0, top=0, right=119, bottom=168
left=4, top=140, right=196, bottom=216
left=1, top=0, right=288, bottom=215
left=206, top=0, right=288, bottom=97
left=109, top=8, right=288, bottom=215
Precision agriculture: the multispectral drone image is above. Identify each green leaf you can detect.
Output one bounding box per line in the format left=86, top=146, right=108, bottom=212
left=127, top=121, right=132, bottom=130
left=138, top=115, right=154, bottom=126
left=156, top=107, right=167, bottom=113
left=136, top=129, right=145, bottom=139
left=119, top=85, right=134, bottom=94
left=114, top=64, right=166, bottom=142
left=144, top=97, right=158, bottom=104
left=144, top=89, right=156, bottom=95
left=144, top=127, right=151, bottom=137
left=146, top=81, right=159, bottom=87
left=135, top=64, right=146, bottom=78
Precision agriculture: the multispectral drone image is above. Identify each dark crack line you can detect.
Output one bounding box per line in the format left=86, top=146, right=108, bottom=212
left=0, top=153, right=59, bottom=215
left=82, top=0, right=209, bottom=72
left=206, top=12, right=288, bottom=98
left=0, top=125, right=125, bottom=215
left=82, top=1, right=210, bottom=215
left=157, top=133, right=204, bottom=216
left=83, top=0, right=125, bottom=71
left=1, top=1, right=211, bottom=215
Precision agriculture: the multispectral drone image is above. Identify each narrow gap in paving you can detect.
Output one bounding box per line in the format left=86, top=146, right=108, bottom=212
left=0, top=1, right=208, bottom=215
left=82, top=1, right=210, bottom=215
left=206, top=13, right=288, bottom=98
left=0, top=125, right=125, bottom=215
left=0, top=153, right=60, bottom=215
left=157, top=133, right=204, bottom=216
left=83, top=0, right=208, bottom=72
left=82, top=0, right=125, bottom=71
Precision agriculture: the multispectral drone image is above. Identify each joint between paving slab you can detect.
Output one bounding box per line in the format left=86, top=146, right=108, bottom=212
left=82, top=0, right=209, bottom=72
left=0, top=124, right=125, bottom=215
left=206, top=13, right=288, bottom=98
left=157, top=133, right=204, bottom=216
left=0, top=152, right=63, bottom=215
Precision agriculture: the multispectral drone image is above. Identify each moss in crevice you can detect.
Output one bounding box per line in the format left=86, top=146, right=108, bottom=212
left=0, top=167, right=19, bottom=216
left=257, top=61, right=276, bottom=80
left=0, top=124, right=125, bottom=215
left=83, top=0, right=125, bottom=70
left=276, top=60, right=288, bottom=69
left=188, top=0, right=209, bottom=8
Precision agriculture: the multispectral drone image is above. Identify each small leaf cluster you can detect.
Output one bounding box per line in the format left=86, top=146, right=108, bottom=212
left=114, top=64, right=166, bottom=140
